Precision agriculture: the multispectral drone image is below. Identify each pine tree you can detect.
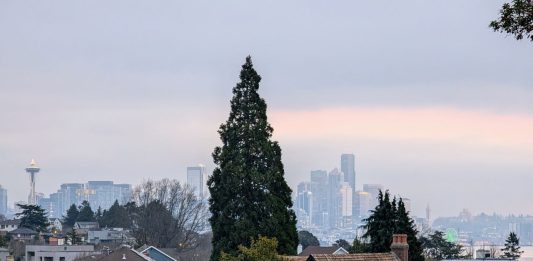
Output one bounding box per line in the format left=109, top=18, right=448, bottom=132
left=362, top=190, right=396, bottom=252
left=63, top=204, right=79, bottom=227
left=298, top=230, right=319, bottom=250
left=395, top=198, right=424, bottom=261
left=208, top=56, right=298, bottom=260
left=16, top=204, right=50, bottom=232
left=501, top=232, right=524, bottom=259
left=77, top=201, right=96, bottom=222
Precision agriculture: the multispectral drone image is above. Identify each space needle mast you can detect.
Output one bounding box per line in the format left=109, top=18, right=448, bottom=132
left=25, top=159, right=40, bottom=205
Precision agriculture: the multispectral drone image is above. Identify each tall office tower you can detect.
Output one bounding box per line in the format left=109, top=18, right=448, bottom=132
left=310, top=170, right=328, bottom=227
left=402, top=198, right=411, bottom=213
left=328, top=168, right=342, bottom=229
left=0, top=185, right=7, bottom=216
left=341, top=154, right=356, bottom=216
left=59, top=183, right=84, bottom=211
left=187, top=165, right=206, bottom=198
left=426, top=204, right=431, bottom=227
left=295, top=182, right=313, bottom=227
left=363, top=184, right=384, bottom=210
left=87, top=181, right=133, bottom=211
left=354, top=191, right=371, bottom=222
left=25, top=159, right=40, bottom=205
left=339, top=182, right=353, bottom=228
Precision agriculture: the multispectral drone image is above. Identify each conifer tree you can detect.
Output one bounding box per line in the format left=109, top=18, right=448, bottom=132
left=208, top=56, right=298, bottom=260
left=395, top=198, right=424, bottom=261
left=63, top=204, right=79, bottom=227
left=16, top=204, right=49, bottom=232
left=362, top=190, right=396, bottom=252
left=501, top=232, right=523, bottom=259
left=77, top=201, right=96, bottom=222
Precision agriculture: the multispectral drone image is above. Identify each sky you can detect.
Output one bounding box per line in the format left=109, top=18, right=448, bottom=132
left=1, top=0, right=532, bottom=218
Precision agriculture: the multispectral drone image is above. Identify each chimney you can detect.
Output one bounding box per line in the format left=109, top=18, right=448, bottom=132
left=391, top=234, right=409, bottom=261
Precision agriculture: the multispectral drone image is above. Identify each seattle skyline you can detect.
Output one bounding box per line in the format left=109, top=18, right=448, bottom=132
left=1, top=1, right=533, bottom=219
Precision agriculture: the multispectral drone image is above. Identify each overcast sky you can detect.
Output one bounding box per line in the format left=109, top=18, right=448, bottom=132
left=1, top=1, right=532, bottom=218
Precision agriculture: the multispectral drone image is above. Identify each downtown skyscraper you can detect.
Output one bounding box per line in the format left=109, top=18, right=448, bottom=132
left=187, top=165, right=206, bottom=198
left=0, top=185, right=6, bottom=216
left=341, top=154, right=356, bottom=218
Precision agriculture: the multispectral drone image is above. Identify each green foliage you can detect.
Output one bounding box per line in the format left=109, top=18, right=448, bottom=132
left=0, top=235, right=6, bottom=247
left=396, top=199, right=424, bottom=261
left=208, top=56, right=298, bottom=260
left=335, top=239, right=351, bottom=251
left=361, top=191, right=424, bottom=261
left=220, top=237, right=289, bottom=261
left=63, top=204, right=79, bottom=227
left=16, top=204, right=49, bottom=232
left=67, top=228, right=81, bottom=245
left=490, top=0, right=533, bottom=41
left=77, top=201, right=96, bottom=222
left=420, top=230, right=463, bottom=259
left=298, top=230, right=319, bottom=250
left=100, top=200, right=131, bottom=228
left=501, top=232, right=524, bottom=259
left=362, top=191, right=396, bottom=252
left=349, top=237, right=369, bottom=253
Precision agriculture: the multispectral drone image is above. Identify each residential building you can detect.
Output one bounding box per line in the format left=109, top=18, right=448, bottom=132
left=340, top=154, right=356, bottom=217
left=0, top=186, right=6, bottom=217
left=354, top=191, right=371, bottom=222
left=363, top=184, right=383, bottom=210
left=187, top=165, right=206, bottom=198
left=299, top=245, right=349, bottom=256
left=339, top=182, right=352, bottom=228
left=0, top=219, right=20, bottom=234
left=25, top=245, right=97, bottom=261
left=310, top=170, right=328, bottom=227
left=8, top=227, right=37, bottom=241
left=295, top=182, right=312, bottom=227
left=41, top=182, right=132, bottom=218
left=327, top=168, right=342, bottom=229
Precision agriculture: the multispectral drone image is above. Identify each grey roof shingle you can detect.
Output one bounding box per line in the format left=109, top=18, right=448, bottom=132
left=307, top=253, right=400, bottom=261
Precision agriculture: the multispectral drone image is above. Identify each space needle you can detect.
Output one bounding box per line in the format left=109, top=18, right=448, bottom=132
left=25, top=159, right=40, bottom=205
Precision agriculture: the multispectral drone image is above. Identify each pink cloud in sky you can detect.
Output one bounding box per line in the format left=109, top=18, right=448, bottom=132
left=269, top=106, right=533, bottom=148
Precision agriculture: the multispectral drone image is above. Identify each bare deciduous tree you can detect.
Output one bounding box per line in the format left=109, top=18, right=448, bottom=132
left=132, top=179, right=208, bottom=249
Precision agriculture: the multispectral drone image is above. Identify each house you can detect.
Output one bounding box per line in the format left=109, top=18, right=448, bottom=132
left=73, top=222, right=100, bottom=239
left=0, top=248, right=9, bottom=261
left=73, top=222, right=99, bottom=231
left=305, top=234, right=409, bottom=261
left=307, top=253, right=400, bottom=261
left=48, top=218, right=63, bottom=231
left=8, top=227, right=37, bottom=241
left=25, top=245, right=97, bottom=261
left=139, top=246, right=178, bottom=261
left=0, top=219, right=20, bottom=234
left=88, top=228, right=134, bottom=245
left=298, top=245, right=349, bottom=256
left=75, top=246, right=152, bottom=261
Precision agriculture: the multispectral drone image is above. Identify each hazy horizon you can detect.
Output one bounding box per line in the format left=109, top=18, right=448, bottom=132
left=1, top=0, right=533, bottom=218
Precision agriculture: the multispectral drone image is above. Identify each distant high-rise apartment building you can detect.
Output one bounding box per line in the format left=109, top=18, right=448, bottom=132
left=187, top=165, right=206, bottom=198
left=328, top=168, right=342, bottom=229
left=40, top=181, right=132, bottom=218
left=310, top=170, right=328, bottom=227
left=402, top=198, right=411, bottom=213
left=87, top=181, right=132, bottom=211
left=295, top=182, right=312, bottom=227
left=354, top=191, right=371, bottom=222
left=341, top=154, right=356, bottom=217
left=339, top=182, right=352, bottom=228
left=0, top=185, right=7, bottom=216
left=363, top=184, right=384, bottom=210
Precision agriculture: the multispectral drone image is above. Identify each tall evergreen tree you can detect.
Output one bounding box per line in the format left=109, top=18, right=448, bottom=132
left=395, top=198, right=424, bottom=261
left=16, top=204, right=49, bottom=232
left=362, top=190, right=396, bottom=252
left=298, top=230, right=319, bottom=250
left=63, top=204, right=79, bottom=227
left=77, top=201, right=96, bottom=222
left=501, top=232, right=523, bottom=259
left=208, top=56, right=298, bottom=260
